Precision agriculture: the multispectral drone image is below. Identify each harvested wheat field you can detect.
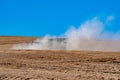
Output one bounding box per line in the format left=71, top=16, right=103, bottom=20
left=0, top=36, right=120, bottom=80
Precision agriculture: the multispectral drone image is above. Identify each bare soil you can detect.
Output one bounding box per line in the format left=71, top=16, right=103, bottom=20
left=0, top=36, right=120, bottom=80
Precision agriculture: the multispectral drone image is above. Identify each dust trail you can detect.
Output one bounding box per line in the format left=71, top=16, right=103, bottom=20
left=12, top=16, right=120, bottom=51
left=13, top=36, right=66, bottom=50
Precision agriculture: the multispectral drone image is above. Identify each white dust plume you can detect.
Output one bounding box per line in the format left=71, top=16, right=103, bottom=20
left=12, top=16, right=120, bottom=51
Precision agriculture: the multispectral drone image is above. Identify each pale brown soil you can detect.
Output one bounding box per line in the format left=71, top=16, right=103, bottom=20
left=0, top=36, right=120, bottom=80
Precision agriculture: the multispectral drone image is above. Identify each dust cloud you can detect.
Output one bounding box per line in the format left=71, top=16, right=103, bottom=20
left=13, top=16, right=120, bottom=51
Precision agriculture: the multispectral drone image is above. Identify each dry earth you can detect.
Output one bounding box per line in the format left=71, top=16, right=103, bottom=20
left=0, top=36, right=120, bottom=80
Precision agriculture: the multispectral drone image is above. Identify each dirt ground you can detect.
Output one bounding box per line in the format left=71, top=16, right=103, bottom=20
left=0, top=36, right=120, bottom=80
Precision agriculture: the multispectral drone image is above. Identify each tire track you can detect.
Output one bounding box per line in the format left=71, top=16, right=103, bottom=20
left=0, top=75, right=32, bottom=80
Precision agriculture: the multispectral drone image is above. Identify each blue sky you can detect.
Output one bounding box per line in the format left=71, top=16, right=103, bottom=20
left=0, top=0, right=120, bottom=37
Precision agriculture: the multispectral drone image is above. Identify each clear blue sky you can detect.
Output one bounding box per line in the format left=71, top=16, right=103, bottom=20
left=0, top=0, right=120, bottom=37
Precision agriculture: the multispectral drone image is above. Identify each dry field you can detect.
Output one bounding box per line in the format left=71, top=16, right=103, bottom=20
left=0, top=36, right=120, bottom=80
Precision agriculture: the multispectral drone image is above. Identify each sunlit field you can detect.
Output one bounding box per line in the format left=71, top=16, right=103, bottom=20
left=0, top=36, right=119, bottom=80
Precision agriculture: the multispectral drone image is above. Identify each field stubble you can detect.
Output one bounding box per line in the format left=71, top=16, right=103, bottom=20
left=0, top=36, right=120, bottom=80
